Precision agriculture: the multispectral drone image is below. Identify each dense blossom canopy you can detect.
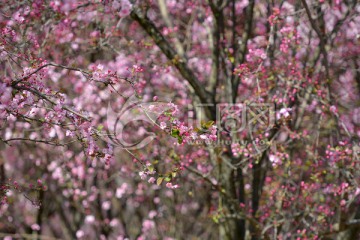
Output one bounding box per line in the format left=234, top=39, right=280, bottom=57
left=0, top=0, right=360, bottom=239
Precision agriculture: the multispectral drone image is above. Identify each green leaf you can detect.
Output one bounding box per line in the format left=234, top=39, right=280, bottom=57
left=205, top=120, right=214, bottom=128
left=200, top=120, right=214, bottom=130
left=229, top=56, right=235, bottom=63
left=143, top=41, right=153, bottom=46
left=147, top=165, right=154, bottom=172
left=171, top=129, right=180, bottom=137
left=156, top=177, right=164, bottom=186
left=171, top=129, right=183, bottom=144
left=212, top=215, right=219, bottom=224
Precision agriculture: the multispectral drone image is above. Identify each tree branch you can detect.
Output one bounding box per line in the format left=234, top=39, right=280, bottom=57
left=233, top=0, right=255, bottom=101
left=301, top=0, right=330, bottom=83
left=12, top=85, right=91, bottom=121
left=130, top=7, right=214, bottom=118
left=11, top=63, right=90, bottom=87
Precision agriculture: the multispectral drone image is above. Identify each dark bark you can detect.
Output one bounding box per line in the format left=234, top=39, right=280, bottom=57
left=131, top=8, right=215, bottom=119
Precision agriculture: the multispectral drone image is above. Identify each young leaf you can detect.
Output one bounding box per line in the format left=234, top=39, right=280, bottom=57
left=157, top=177, right=164, bottom=186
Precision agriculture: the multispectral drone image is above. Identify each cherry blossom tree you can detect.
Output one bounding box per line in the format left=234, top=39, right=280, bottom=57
left=1, top=0, right=360, bottom=239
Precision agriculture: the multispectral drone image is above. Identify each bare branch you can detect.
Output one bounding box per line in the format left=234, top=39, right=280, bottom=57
left=11, top=63, right=91, bottom=87
left=233, top=0, right=255, bottom=101
left=1, top=137, right=66, bottom=146
left=130, top=7, right=214, bottom=118
left=12, top=85, right=91, bottom=121
left=157, top=0, right=184, bottom=56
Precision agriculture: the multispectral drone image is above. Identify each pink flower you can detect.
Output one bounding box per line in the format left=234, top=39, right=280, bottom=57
left=116, top=184, right=128, bottom=198
left=102, top=201, right=111, bottom=210
left=148, top=177, right=156, bottom=183
left=76, top=230, right=84, bottom=238
left=148, top=210, right=157, bottom=219
left=269, top=154, right=280, bottom=166
left=96, top=64, right=104, bottom=71
left=330, top=105, right=338, bottom=114
left=119, top=0, right=132, bottom=17
left=200, top=134, right=207, bottom=140
left=166, top=182, right=179, bottom=189
left=66, top=130, right=75, bottom=137
left=355, top=188, right=360, bottom=196
left=85, top=215, right=95, bottom=224
left=277, top=108, right=292, bottom=119
left=139, top=171, right=147, bottom=180
left=31, top=224, right=40, bottom=231
left=0, top=87, right=12, bottom=105
left=142, top=219, right=155, bottom=232
left=160, top=122, right=166, bottom=130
